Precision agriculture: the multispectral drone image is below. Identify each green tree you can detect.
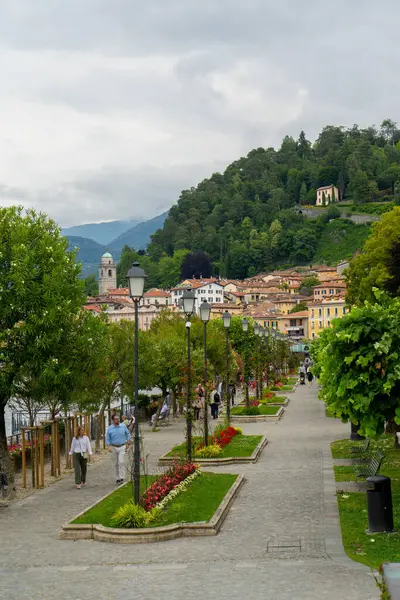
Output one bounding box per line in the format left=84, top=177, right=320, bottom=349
left=0, top=207, right=88, bottom=494
left=311, top=293, right=400, bottom=443
left=349, top=169, right=370, bottom=205
left=117, top=245, right=141, bottom=287
left=346, top=207, right=400, bottom=305
left=84, top=274, right=98, bottom=296
left=289, top=301, right=308, bottom=313
left=299, top=182, right=308, bottom=205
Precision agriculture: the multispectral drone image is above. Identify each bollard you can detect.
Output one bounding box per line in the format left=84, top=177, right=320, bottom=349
left=366, top=476, right=395, bottom=533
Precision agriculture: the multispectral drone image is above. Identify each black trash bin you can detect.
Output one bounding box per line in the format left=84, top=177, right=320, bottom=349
left=366, top=476, right=395, bottom=533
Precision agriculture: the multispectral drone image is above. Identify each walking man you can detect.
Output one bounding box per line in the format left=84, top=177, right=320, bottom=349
left=106, top=414, right=131, bottom=485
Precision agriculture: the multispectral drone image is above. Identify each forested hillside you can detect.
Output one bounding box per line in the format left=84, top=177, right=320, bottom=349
left=143, top=121, right=400, bottom=279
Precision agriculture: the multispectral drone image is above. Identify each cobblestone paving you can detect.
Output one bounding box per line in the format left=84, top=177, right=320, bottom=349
left=0, top=386, right=379, bottom=599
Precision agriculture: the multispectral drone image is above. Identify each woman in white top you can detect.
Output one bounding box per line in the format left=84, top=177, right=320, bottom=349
left=69, top=426, right=93, bottom=489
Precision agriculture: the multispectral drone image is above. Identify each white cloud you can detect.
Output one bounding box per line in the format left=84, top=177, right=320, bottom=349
left=0, top=0, right=399, bottom=226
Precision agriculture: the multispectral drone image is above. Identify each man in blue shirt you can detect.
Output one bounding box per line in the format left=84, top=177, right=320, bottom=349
left=106, top=414, right=131, bottom=485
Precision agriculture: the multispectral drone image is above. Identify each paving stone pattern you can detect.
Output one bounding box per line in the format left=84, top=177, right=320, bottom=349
left=0, top=385, right=379, bottom=599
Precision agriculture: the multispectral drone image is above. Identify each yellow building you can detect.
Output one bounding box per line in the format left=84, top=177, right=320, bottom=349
left=309, top=296, right=347, bottom=339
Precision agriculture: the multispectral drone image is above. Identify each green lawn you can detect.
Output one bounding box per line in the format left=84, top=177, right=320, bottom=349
left=231, top=405, right=280, bottom=416
left=167, top=434, right=263, bottom=458
left=72, top=476, right=157, bottom=525
left=72, top=473, right=237, bottom=528
left=332, top=435, right=400, bottom=568
left=262, top=396, right=287, bottom=405
left=154, top=473, right=237, bottom=526
left=271, top=385, right=294, bottom=392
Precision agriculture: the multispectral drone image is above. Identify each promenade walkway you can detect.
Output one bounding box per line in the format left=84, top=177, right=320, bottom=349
left=0, top=385, right=379, bottom=599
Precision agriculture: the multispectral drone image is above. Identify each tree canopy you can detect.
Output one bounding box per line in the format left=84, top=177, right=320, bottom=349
left=310, top=293, right=400, bottom=439
left=346, top=207, right=400, bottom=305
left=0, top=207, right=106, bottom=492
left=144, top=123, right=398, bottom=279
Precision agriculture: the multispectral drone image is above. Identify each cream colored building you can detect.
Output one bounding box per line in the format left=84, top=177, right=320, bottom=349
left=316, top=185, right=339, bottom=206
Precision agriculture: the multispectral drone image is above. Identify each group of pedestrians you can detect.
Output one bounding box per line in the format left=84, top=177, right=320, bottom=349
left=70, top=379, right=239, bottom=489
left=70, top=411, right=135, bottom=489
left=299, top=359, right=314, bottom=387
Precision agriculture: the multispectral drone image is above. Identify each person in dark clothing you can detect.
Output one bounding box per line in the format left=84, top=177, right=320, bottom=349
left=228, top=381, right=236, bottom=406
left=307, top=370, right=314, bottom=387
left=210, top=388, right=220, bottom=419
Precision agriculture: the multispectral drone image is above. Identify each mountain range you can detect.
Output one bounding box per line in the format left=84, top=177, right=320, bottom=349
left=64, top=211, right=168, bottom=277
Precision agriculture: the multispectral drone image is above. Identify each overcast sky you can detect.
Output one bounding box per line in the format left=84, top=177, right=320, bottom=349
left=0, top=0, right=398, bottom=227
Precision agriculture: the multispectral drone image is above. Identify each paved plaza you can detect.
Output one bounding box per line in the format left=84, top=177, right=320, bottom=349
left=0, top=385, right=379, bottom=600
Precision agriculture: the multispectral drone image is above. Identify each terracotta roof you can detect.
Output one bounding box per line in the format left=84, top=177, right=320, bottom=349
left=83, top=304, right=102, bottom=313
left=144, top=289, right=170, bottom=298
left=316, top=185, right=337, bottom=191
left=108, top=288, right=130, bottom=295
left=310, top=265, right=337, bottom=272
left=286, top=310, right=309, bottom=318
left=314, top=282, right=346, bottom=289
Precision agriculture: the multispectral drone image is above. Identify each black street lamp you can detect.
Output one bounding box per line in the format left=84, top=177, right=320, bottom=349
left=182, top=288, right=196, bottom=462
left=126, top=261, right=147, bottom=505
left=222, top=310, right=232, bottom=423
left=199, top=300, right=211, bottom=446
left=241, top=318, right=250, bottom=407
left=259, top=327, right=266, bottom=399
left=253, top=322, right=260, bottom=399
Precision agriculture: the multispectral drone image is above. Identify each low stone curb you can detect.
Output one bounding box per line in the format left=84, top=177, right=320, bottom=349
left=230, top=406, right=284, bottom=423
left=266, top=398, right=289, bottom=407
left=158, top=435, right=268, bottom=466
left=59, top=474, right=245, bottom=543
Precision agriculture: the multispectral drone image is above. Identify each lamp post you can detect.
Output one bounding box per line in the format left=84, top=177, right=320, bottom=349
left=199, top=300, right=211, bottom=446
left=222, top=310, right=232, bottom=423
left=241, top=318, right=250, bottom=407
left=182, top=289, right=196, bottom=462
left=259, top=327, right=266, bottom=399
left=126, top=261, right=147, bottom=505
left=253, top=322, right=260, bottom=399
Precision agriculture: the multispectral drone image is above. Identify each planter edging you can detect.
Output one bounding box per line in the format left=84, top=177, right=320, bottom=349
left=59, top=474, right=244, bottom=543
left=158, top=435, right=268, bottom=466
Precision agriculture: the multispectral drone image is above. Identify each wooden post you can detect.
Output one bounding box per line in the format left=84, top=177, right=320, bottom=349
left=86, top=415, right=90, bottom=437
left=56, top=423, right=61, bottom=476
left=65, top=417, right=71, bottom=469
left=34, top=428, right=39, bottom=489
left=39, top=427, right=45, bottom=488
left=21, top=428, right=27, bottom=489
left=51, top=421, right=56, bottom=477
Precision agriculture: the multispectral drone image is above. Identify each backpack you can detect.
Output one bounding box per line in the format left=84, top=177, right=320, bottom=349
left=214, top=392, right=220, bottom=404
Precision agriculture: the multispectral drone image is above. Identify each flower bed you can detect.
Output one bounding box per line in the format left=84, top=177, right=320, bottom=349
left=68, top=472, right=240, bottom=535
left=231, top=405, right=280, bottom=416
left=8, top=434, right=51, bottom=459
left=142, top=462, right=198, bottom=511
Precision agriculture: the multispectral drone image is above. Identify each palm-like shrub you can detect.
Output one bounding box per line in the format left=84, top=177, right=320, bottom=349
left=112, top=502, right=158, bottom=528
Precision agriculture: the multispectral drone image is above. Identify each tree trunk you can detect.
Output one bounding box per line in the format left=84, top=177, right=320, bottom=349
left=95, top=413, right=102, bottom=453
left=0, top=402, right=15, bottom=498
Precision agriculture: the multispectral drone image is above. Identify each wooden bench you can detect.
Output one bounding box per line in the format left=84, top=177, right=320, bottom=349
left=350, top=438, right=370, bottom=456
left=353, top=451, right=384, bottom=480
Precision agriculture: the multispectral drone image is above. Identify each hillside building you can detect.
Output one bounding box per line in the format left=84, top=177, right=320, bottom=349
left=316, top=185, right=339, bottom=206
